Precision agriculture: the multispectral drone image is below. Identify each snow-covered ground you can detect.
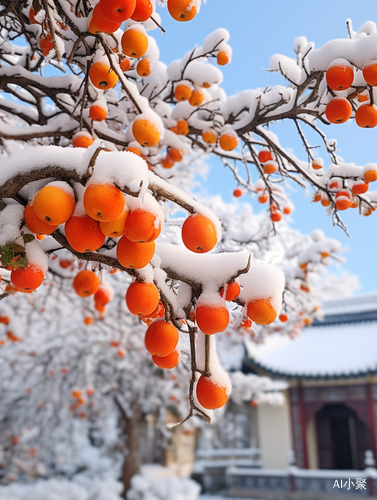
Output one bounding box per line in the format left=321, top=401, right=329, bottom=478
left=0, top=477, right=123, bottom=500
left=0, top=477, right=267, bottom=500
left=199, top=496, right=264, bottom=500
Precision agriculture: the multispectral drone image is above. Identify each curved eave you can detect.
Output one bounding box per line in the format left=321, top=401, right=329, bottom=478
left=242, top=356, right=377, bottom=381
left=312, top=311, right=377, bottom=326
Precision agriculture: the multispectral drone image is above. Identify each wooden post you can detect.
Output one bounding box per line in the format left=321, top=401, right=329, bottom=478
left=367, top=383, right=377, bottom=463
left=298, top=382, right=309, bottom=469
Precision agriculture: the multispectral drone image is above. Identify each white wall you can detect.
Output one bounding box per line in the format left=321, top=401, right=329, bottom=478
left=257, top=391, right=292, bottom=469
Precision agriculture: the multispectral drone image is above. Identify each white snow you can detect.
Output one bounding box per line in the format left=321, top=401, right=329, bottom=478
left=309, top=32, right=377, bottom=71
left=246, top=319, right=377, bottom=377
left=196, top=331, right=231, bottom=395
left=0, top=204, right=24, bottom=247
left=0, top=476, right=123, bottom=500
left=85, top=148, right=149, bottom=197
left=127, top=465, right=201, bottom=500
left=156, top=243, right=249, bottom=291
left=239, top=262, right=285, bottom=314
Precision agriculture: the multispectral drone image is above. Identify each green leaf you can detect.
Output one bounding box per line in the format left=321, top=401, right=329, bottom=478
left=23, top=234, right=35, bottom=244
left=10, top=257, right=28, bottom=268
left=11, top=243, right=25, bottom=253
left=32, top=0, right=42, bottom=13
left=1, top=251, right=13, bottom=266
left=1, top=244, right=11, bottom=254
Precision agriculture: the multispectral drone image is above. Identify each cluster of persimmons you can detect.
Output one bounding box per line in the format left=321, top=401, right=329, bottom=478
left=7, top=171, right=285, bottom=411
left=325, top=59, right=377, bottom=127
left=31, top=0, right=200, bottom=56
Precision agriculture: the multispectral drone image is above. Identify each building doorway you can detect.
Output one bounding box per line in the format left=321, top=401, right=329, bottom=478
left=316, top=403, right=370, bottom=470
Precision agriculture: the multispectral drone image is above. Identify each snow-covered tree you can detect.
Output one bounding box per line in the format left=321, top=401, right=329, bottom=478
left=0, top=0, right=374, bottom=493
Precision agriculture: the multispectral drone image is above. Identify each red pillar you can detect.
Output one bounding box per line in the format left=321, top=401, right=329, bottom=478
left=366, top=382, right=377, bottom=462
left=298, top=382, right=309, bottom=469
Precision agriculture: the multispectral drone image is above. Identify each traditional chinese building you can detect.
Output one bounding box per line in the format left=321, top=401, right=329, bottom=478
left=243, top=292, right=377, bottom=471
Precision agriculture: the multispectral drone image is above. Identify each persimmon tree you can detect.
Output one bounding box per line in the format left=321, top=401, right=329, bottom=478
left=0, top=0, right=375, bottom=471
left=0, top=211, right=345, bottom=492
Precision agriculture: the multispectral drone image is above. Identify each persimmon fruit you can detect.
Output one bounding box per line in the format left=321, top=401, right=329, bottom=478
left=196, top=303, right=229, bottom=335
left=217, top=51, right=229, bottom=66
left=131, top=0, right=153, bottom=22
left=247, top=298, right=277, bottom=325
left=33, top=184, right=75, bottom=226
left=312, top=158, right=323, bottom=170
left=90, top=105, right=107, bottom=122
left=352, top=182, right=369, bottom=195
left=94, top=286, right=112, bottom=307
left=258, top=150, right=273, bottom=163
left=116, top=235, right=155, bottom=269
left=220, top=282, right=241, bottom=301
left=189, top=89, right=204, bottom=107
left=145, top=320, right=179, bottom=357
left=39, top=36, right=54, bottom=57
left=29, top=6, right=39, bottom=24
left=132, top=119, right=160, bottom=147
left=11, top=265, right=44, bottom=291
left=65, top=215, right=105, bottom=253
left=83, top=184, right=125, bottom=222
left=73, top=270, right=100, bottom=297
left=202, top=130, right=218, bottom=144
left=121, top=28, right=148, bottom=58
left=258, top=193, right=268, bottom=204
left=137, top=59, right=152, bottom=77
left=271, top=210, right=282, bottom=222
left=89, top=4, right=122, bottom=34
left=264, top=162, right=277, bottom=174
left=364, top=169, right=377, bottom=183
left=196, top=375, right=229, bottom=410
left=363, top=61, right=377, bottom=86
left=24, top=203, right=58, bottom=235
left=126, top=146, right=142, bottom=156
left=161, top=157, right=175, bottom=169
left=177, top=120, right=189, bottom=135
left=152, top=349, right=180, bottom=369
left=119, top=57, right=131, bottom=72
left=99, top=207, right=129, bottom=237
left=98, top=0, right=136, bottom=23
left=167, top=0, right=198, bottom=22
left=125, top=209, right=161, bottom=243
left=326, top=63, right=354, bottom=90
left=325, top=98, right=352, bottom=124
left=355, top=104, right=377, bottom=128
left=182, top=214, right=217, bottom=253
left=335, top=191, right=352, bottom=210
left=72, top=132, right=94, bottom=149
left=89, top=62, right=118, bottom=90
left=125, top=281, right=159, bottom=317
left=168, top=148, right=184, bottom=162
left=219, top=133, right=237, bottom=151
left=174, top=84, right=192, bottom=101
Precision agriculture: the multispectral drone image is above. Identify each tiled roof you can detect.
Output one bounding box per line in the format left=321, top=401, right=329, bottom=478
left=244, top=293, right=377, bottom=379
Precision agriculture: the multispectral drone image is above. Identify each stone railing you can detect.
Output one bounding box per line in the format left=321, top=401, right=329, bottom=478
left=193, top=447, right=261, bottom=493
left=227, top=465, right=377, bottom=499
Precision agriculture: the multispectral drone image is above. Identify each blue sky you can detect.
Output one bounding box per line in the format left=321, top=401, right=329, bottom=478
left=153, top=0, right=377, bottom=294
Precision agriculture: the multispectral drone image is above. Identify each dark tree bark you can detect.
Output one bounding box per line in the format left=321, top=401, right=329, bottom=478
left=115, top=395, right=143, bottom=498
